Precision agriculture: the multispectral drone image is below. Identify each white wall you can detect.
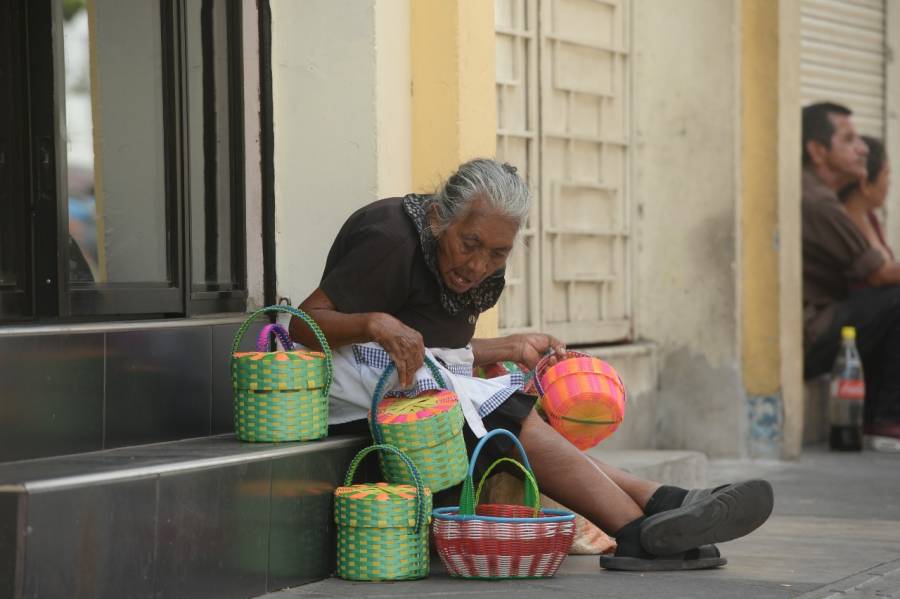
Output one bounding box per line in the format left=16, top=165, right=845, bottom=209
left=243, top=0, right=264, bottom=309
left=885, top=2, right=900, bottom=252
left=270, top=0, right=412, bottom=306
left=632, top=0, right=744, bottom=456
left=271, top=0, right=379, bottom=305
left=375, top=0, right=412, bottom=198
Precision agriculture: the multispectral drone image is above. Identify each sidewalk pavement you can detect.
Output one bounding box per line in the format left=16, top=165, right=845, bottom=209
left=260, top=446, right=900, bottom=599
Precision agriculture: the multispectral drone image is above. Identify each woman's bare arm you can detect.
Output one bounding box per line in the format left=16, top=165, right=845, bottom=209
left=290, top=288, right=425, bottom=386
left=470, top=333, right=566, bottom=369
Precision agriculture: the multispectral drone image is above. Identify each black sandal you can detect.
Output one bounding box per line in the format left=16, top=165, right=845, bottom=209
left=640, top=479, right=774, bottom=556
left=599, top=544, right=726, bottom=571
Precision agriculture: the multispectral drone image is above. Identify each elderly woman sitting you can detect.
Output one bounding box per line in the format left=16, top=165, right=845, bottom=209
left=290, top=158, right=773, bottom=571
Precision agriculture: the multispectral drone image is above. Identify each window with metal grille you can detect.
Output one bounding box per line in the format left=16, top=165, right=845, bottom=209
left=1, top=0, right=246, bottom=323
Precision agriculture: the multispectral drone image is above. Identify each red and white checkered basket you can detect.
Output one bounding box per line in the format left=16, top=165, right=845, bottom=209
left=431, top=429, right=576, bottom=579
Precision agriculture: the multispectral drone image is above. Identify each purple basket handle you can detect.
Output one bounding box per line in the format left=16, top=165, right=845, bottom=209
left=257, top=323, right=294, bottom=352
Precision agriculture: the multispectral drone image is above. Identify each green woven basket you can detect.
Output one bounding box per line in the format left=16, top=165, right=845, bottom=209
left=370, top=358, right=468, bottom=493
left=334, top=444, right=431, bottom=581
left=231, top=305, right=333, bottom=442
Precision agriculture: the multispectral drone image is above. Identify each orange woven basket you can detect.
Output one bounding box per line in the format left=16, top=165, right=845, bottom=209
left=534, top=351, right=626, bottom=450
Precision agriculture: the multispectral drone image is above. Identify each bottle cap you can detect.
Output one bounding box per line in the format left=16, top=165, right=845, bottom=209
left=841, top=326, right=856, bottom=340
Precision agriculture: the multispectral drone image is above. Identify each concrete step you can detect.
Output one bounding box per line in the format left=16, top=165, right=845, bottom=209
left=255, top=448, right=710, bottom=599
left=0, top=429, right=707, bottom=599
left=587, top=448, right=709, bottom=488
left=0, top=433, right=369, bottom=599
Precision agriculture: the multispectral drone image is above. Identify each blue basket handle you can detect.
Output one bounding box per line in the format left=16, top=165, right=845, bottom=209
left=458, top=428, right=537, bottom=515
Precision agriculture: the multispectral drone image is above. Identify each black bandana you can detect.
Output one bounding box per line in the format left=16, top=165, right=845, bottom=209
left=402, top=194, right=505, bottom=317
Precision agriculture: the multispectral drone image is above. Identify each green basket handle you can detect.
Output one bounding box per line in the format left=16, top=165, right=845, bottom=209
left=459, top=428, right=539, bottom=516
left=231, top=305, right=333, bottom=397
left=473, top=457, right=541, bottom=517
left=342, top=443, right=427, bottom=534
left=369, top=355, right=448, bottom=445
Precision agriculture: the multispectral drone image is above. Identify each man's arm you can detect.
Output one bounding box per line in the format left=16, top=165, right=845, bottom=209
left=866, top=262, right=900, bottom=287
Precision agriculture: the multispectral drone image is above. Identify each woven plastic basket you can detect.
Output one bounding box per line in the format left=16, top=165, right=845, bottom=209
left=432, top=429, right=576, bottom=579
left=534, top=350, right=626, bottom=450
left=370, top=357, right=468, bottom=492
left=231, top=305, right=333, bottom=442
left=335, top=444, right=432, bottom=581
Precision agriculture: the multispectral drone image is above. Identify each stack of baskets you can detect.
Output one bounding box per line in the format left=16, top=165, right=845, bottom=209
left=534, top=350, right=627, bottom=450
left=231, top=305, right=333, bottom=442
left=369, top=357, right=468, bottom=493
left=334, top=444, right=431, bottom=581
left=432, top=428, right=577, bottom=579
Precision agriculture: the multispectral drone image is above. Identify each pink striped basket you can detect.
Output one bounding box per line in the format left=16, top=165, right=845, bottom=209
left=534, top=350, right=626, bottom=450
left=431, top=429, right=576, bottom=579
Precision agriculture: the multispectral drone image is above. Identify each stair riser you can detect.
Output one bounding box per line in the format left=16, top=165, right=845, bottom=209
left=2, top=441, right=367, bottom=599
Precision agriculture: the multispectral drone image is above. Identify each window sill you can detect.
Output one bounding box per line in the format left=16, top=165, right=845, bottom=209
left=0, top=313, right=249, bottom=337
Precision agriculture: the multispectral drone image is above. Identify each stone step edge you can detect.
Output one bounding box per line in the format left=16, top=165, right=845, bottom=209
left=587, top=448, right=709, bottom=488
left=0, top=434, right=368, bottom=493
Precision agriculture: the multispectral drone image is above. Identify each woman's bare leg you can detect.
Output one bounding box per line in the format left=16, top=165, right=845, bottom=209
left=517, top=409, right=647, bottom=533
left=588, top=457, right=661, bottom=510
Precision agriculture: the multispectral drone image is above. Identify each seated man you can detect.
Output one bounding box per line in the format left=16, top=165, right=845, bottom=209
left=291, top=158, right=773, bottom=571
left=802, top=102, right=900, bottom=444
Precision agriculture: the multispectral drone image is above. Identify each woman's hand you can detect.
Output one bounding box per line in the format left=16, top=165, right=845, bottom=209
left=511, top=333, right=566, bottom=369
left=470, top=333, right=566, bottom=368
left=366, top=313, right=425, bottom=387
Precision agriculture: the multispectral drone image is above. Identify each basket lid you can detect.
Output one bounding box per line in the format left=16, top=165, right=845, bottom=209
left=334, top=482, right=432, bottom=528
left=376, top=389, right=458, bottom=424
left=232, top=350, right=329, bottom=391
left=233, top=349, right=325, bottom=362
left=335, top=482, right=424, bottom=501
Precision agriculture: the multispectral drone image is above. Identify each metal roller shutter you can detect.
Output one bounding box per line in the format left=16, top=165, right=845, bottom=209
left=800, top=0, right=887, bottom=137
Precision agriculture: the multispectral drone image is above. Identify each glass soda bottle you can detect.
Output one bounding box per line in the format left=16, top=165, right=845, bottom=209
left=828, top=326, right=865, bottom=451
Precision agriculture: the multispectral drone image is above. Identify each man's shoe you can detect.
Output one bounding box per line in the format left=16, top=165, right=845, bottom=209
left=864, top=422, right=900, bottom=452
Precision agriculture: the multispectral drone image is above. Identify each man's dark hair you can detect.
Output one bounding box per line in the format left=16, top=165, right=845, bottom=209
left=802, top=102, right=852, bottom=165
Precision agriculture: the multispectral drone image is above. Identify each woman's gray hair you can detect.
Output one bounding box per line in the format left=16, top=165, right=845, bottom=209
left=426, top=158, right=531, bottom=235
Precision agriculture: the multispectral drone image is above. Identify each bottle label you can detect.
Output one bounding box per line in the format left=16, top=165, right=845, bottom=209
left=835, top=379, right=865, bottom=401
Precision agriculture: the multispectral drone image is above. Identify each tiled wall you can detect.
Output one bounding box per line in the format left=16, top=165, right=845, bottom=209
left=0, top=319, right=263, bottom=463
left=6, top=441, right=363, bottom=598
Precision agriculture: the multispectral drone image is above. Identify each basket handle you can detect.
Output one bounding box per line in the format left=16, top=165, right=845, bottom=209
left=473, top=457, right=540, bottom=517
left=532, top=349, right=590, bottom=397
left=231, top=305, right=333, bottom=396
left=369, top=355, right=448, bottom=445
left=256, top=323, right=294, bottom=352
left=458, top=428, right=535, bottom=516
left=342, top=443, right=427, bottom=534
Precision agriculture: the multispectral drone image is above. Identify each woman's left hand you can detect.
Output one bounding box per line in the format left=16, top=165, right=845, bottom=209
left=510, top=333, right=566, bottom=369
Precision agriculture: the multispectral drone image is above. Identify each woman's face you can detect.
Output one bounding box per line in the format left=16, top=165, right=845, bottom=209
left=863, top=158, right=891, bottom=209
left=429, top=196, right=519, bottom=294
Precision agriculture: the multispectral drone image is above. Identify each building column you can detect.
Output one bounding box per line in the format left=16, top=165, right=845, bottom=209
left=740, top=0, right=803, bottom=459
left=410, top=0, right=498, bottom=337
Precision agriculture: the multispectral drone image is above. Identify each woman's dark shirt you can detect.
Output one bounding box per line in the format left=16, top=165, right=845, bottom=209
left=320, top=197, right=496, bottom=348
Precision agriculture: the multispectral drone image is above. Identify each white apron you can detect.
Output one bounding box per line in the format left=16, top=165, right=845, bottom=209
left=327, top=342, right=525, bottom=438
